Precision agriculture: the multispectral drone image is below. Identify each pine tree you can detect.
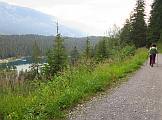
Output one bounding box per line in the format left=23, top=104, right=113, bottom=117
left=70, top=46, right=79, bottom=65
left=120, top=18, right=132, bottom=45
left=96, top=37, right=109, bottom=60
left=131, top=0, right=147, bottom=48
left=44, top=23, right=67, bottom=78
left=84, top=37, right=92, bottom=59
left=148, top=0, right=162, bottom=43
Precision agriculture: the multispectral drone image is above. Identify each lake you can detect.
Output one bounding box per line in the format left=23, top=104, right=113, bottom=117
left=0, top=57, right=46, bottom=72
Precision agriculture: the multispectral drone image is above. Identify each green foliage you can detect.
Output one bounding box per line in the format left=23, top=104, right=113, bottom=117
left=0, top=0, right=161, bottom=118
left=0, top=35, right=101, bottom=59
left=131, top=0, right=147, bottom=48
left=84, top=37, right=93, bottom=59
left=42, top=34, right=67, bottom=78
left=147, top=0, right=162, bottom=43
left=95, top=37, right=110, bottom=61
left=118, top=45, right=136, bottom=61
left=157, top=41, right=162, bottom=53
left=0, top=48, right=147, bottom=119
left=70, top=46, right=80, bottom=66
left=29, top=64, right=41, bottom=80
left=120, top=19, right=133, bottom=45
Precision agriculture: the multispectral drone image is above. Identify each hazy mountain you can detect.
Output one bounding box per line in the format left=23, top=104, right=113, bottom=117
left=0, top=2, right=85, bottom=37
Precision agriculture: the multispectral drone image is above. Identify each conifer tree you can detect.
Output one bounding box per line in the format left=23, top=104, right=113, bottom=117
left=70, top=46, right=79, bottom=65
left=148, top=0, right=162, bottom=43
left=44, top=22, right=67, bottom=78
left=96, top=37, right=109, bottom=60
left=120, top=18, right=132, bottom=45
left=131, top=0, right=147, bottom=48
left=84, top=37, right=92, bottom=59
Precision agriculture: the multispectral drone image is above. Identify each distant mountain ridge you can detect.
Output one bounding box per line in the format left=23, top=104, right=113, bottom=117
left=0, top=34, right=101, bottom=58
left=0, top=2, right=85, bottom=37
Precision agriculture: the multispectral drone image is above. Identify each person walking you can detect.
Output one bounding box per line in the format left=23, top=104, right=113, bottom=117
left=149, top=44, right=158, bottom=67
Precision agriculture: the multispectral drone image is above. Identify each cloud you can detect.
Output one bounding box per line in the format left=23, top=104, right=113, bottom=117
left=0, top=0, right=153, bottom=35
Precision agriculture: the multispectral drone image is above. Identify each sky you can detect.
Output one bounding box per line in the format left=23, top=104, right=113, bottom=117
left=0, top=0, right=153, bottom=36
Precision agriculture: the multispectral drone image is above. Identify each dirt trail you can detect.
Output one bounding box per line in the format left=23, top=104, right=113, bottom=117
left=68, top=54, right=162, bottom=120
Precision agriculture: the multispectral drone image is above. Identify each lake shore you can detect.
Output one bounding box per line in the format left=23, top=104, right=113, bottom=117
left=0, top=56, right=41, bottom=64
left=0, top=57, right=18, bottom=64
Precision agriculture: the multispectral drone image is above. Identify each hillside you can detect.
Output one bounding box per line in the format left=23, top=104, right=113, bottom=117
left=0, top=35, right=101, bottom=58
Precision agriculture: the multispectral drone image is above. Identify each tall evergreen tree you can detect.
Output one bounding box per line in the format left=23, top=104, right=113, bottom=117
left=84, top=37, right=92, bottom=59
left=70, top=46, right=79, bottom=65
left=44, top=23, right=67, bottom=78
left=120, top=18, right=132, bottom=45
left=148, top=0, right=162, bottom=43
left=131, top=0, right=147, bottom=48
left=96, top=37, right=109, bottom=60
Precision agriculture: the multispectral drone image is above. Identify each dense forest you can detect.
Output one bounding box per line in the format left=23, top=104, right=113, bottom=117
left=0, top=35, right=101, bottom=59
left=120, top=0, right=162, bottom=47
left=147, top=0, right=162, bottom=44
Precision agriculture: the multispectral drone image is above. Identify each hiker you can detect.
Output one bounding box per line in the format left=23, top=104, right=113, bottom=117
left=149, top=44, right=158, bottom=67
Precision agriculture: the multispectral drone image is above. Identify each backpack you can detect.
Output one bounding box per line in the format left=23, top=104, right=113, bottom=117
left=149, top=47, right=157, bottom=55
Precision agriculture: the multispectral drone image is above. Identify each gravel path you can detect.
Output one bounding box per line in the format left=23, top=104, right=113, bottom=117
left=68, top=54, right=162, bottom=120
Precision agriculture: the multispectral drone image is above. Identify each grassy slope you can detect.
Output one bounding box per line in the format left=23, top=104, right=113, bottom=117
left=0, top=48, right=147, bottom=120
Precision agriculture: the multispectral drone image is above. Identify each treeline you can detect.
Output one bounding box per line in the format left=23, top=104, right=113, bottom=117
left=0, top=35, right=100, bottom=59
left=37, top=0, right=162, bottom=80
left=120, top=0, right=162, bottom=48
left=25, top=24, right=136, bottom=81
left=148, top=0, right=162, bottom=44
left=1, top=0, right=161, bottom=60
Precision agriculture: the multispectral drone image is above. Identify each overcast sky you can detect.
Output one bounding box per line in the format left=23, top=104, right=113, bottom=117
left=0, top=0, right=153, bottom=36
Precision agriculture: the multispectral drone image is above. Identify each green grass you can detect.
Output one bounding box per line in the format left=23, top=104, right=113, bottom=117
left=0, top=48, right=148, bottom=120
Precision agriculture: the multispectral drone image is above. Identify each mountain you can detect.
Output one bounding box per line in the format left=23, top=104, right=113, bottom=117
left=0, top=2, right=85, bottom=37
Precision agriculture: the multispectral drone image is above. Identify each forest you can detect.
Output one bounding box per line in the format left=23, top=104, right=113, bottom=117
left=0, top=35, right=101, bottom=59
left=0, top=0, right=162, bottom=119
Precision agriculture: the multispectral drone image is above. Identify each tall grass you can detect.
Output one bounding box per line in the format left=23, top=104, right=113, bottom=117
left=0, top=48, right=147, bottom=120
